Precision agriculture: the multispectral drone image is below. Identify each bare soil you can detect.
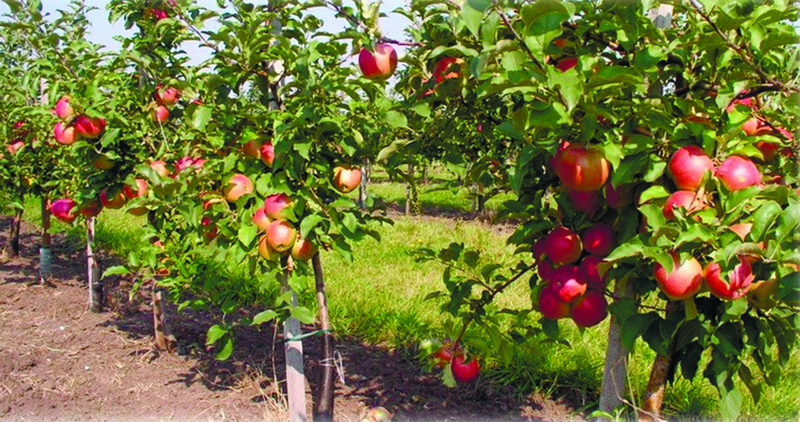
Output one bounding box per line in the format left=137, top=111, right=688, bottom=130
left=0, top=217, right=581, bottom=421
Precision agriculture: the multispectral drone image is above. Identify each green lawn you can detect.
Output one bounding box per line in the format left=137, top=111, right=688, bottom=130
left=12, top=180, right=800, bottom=421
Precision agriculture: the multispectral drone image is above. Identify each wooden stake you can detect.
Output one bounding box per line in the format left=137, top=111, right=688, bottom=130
left=281, top=258, right=308, bottom=422
left=39, top=196, right=52, bottom=284
left=87, top=217, right=102, bottom=312
left=152, top=287, right=177, bottom=353
left=312, top=253, right=335, bottom=421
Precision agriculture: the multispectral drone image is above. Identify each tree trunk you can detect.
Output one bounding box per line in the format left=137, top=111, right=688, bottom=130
left=358, top=158, right=368, bottom=211
left=39, top=196, right=52, bottom=284
left=598, top=279, right=634, bottom=417
left=281, top=259, right=308, bottom=422
left=312, top=253, right=335, bottom=422
left=638, top=302, right=679, bottom=422
left=9, top=193, right=23, bottom=257
left=87, top=217, right=102, bottom=312
left=152, top=287, right=177, bottom=353
left=405, top=162, right=416, bottom=216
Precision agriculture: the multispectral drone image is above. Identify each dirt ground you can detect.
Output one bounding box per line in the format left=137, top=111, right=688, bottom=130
left=0, top=217, right=581, bottom=421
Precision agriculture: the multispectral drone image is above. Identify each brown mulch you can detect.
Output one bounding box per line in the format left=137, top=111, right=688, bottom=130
left=0, top=216, right=581, bottom=421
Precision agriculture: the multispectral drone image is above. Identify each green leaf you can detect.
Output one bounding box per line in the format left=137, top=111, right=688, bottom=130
left=385, top=110, right=408, bottom=129
left=238, top=224, right=257, bottom=248
left=206, top=324, right=227, bottom=346
left=191, top=105, right=212, bottom=131
left=253, top=310, right=278, bottom=326
left=720, top=387, right=743, bottom=421
left=300, top=213, right=324, bottom=237
left=377, top=139, right=413, bottom=162
left=99, top=128, right=120, bottom=148
left=751, top=201, right=781, bottom=242
left=215, top=336, right=234, bottom=361
left=290, top=306, right=315, bottom=324
left=101, top=265, right=130, bottom=278
left=461, top=0, right=489, bottom=38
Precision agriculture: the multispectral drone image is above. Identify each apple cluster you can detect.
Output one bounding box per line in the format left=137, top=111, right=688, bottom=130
left=431, top=339, right=480, bottom=383
left=149, top=84, right=181, bottom=124
left=254, top=193, right=317, bottom=263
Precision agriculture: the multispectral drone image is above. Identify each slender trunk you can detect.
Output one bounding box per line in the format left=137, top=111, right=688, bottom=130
left=312, top=253, right=335, bottom=422
left=10, top=207, right=22, bottom=257
left=152, top=287, right=177, bottom=353
left=638, top=302, right=679, bottom=422
left=281, top=258, right=308, bottom=422
left=598, top=279, right=635, bottom=417
left=39, top=196, right=52, bottom=284
left=87, top=217, right=102, bottom=312
left=358, top=158, right=368, bottom=211
left=404, top=162, right=415, bottom=216
left=420, top=163, right=429, bottom=184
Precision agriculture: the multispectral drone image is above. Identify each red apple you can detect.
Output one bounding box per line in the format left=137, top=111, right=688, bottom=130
left=54, top=122, right=79, bottom=145
left=580, top=255, right=606, bottom=289
left=538, top=258, right=555, bottom=281
left=74, top=115, right=106, bottom=139
left=539, top=283, right=570, bottom=319
left=716, top=156, right=761, bottom=191
left=6, top=140, right=24, bottom=155
left=570, top=289, right=608, bottom=327
left=432, top=339, right=460, bottom=368
left=291, top=236, right=318, bottom=262
left=123, top=179, right=149, bottom=199
left=79, top=199, right=103, bottom=218
left=149, top=102, right=169, bottom=123
left=175, top=156, right=205, bottom=173
left=451, top=355, right=480, bottom=383
left=252, top=207, right=271, bottom=231
left=662, top=190, right=704, bottom=220
left=51, top=198, right=77, bottom=223
left=261, top=142, right=275, bottom=166
left=554, top=56, right=578, bottom=72
left=264, top=193, right=293, bottom=220
left=433, top=57, right=463, bottom=83
left=358, top=44, right=397, bottom=80
left=55, top=96, right=73, bottom=120
left=201, top=216, right=218, bottom=240
left=654, top=253, right=703, bottom=300
left=605, top=182, right=634, bottom=210
left=258, top=235, right=277, bottom=260
left=223, top=174, right=253, bottom=202
left=755, top=141, right=779, bottom=162
left=544, top=226, right=583, bottom=265
left=553, top=144, right=610, bottom=191
left=667, top=145, right=714, bottom=191
left=243, top=140, right=261, bottom=159
left=532, top=236, right=547, bottom=263
left=333, top=166, right=362, bottom=194
left=582, top=223, right=614, bottom=257
left=549, top=265, right=588, bottom=304
left=150, top=160, right=170, bottom=177
left=154, top=85, right=181, bottom=106
left=266, top=220, right=297, bottom=253
left=568, top=189, right=599, bottom=215
left=704, top=256, right=755, bottom=300
left=93, top=154, right=115, bottom=170
left=100, top=187, right=127, bottom=209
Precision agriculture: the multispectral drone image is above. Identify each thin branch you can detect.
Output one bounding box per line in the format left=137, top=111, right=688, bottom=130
left=493, top=2, right=544, bottom=72
left=378, top=37, right=424, bottom=47
left=324, top=0, right=371, bottom=33
left=562, top=22, right=626, bottom=54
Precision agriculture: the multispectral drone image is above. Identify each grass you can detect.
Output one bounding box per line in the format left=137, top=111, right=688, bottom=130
left=9, top=181, right=800, bottom=421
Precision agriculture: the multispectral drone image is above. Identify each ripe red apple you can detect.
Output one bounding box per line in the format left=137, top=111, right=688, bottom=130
left=604, top=182, right=634, bottom=210
left=358, top=44, right=397, bottom=80
left=74, top=115, right=106, bottom=139
left=755, top=141, right=779, bottom=162
left=580, top=255, right=606, bottom=289
left=433, top=57, right=463, bottom=83
left=451, top=355, right=480, bottom=383
left=654, top=253, right=703, bottom=300
left=6, top=140, right=24, bottom=155
left=538, top=258, right=555, bottom=281
left=570, top=289, right=608, bottom=327
left=567, top=189, right=599, bottom=215
left=432, top=339, right=460, bottom=368
left=667, top=145, right=714, bottom=191
left=123, top=179, right=148, bottom=199
left=716, top=156, right=761, bottom=191
left=333, top=166, right=362, bottom=194
left=149, top=102, right=169, bottom=123
left=258, top=235, right=277, bottom=260
left=261, top=142, right=275, bottom=166
left=144, top=7, right=168, bottom=20
left=582, top=223, right=614, bottom=257
left=100, top=187, right=127, bottom=209
left=662, top=190, right=703, bottom=220
left=538, top=284, right=570, bottom=319
left=201, top=216, right=218, bottom=240
left=549, top=265, right=588, bottom=304
left=252, top=207, right=271, bottom=231
left=93, top=154, right=115, bottom=170
left=243, top=140, right=261, bottom=159
left=175, top=156, right=205, bottom=173
left=223, top=174, right=253, bottom=202
left=291, top=236, right=318, bottom=262
left=79, top=199, right=103, bottom=218
left=532, top=236, right=547, bottom=263
left=553, top=144, right=610, bottom=191
left=150, top=160, right=170, bottom=177
left=51, top=198, right=77, bottom=223
left=741, top=117, right=761, bottom=136
left=554, top=56, right=578, bottom=72
left=544, top=226, right=583, bottom=265
left=266, top=220, right=297, bottom=253
left=264, top=193, right=293, bottom=220
left=154, top=85, right=181, bottom=106
left=704, top=256, right=755, bottom=300
left=55, top=96, right=73, bottom=120
left=54, top=122, right=79, bottom=145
